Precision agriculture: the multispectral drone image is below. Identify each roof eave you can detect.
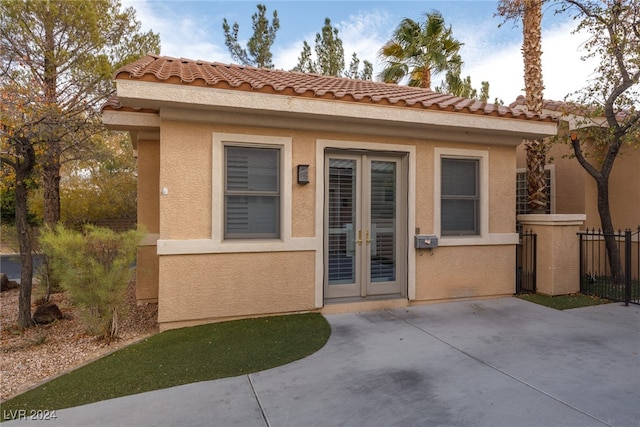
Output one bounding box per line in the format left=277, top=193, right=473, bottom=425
left=113, top=80, right=557, bottom=145
left=103, top=109, right=160, bottom=147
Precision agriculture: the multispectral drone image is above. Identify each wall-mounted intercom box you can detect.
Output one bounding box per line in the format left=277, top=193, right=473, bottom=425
left=414, top=235, right=438, bottom=249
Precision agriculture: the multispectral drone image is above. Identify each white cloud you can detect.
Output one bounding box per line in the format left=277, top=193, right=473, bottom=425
left=540, top=22, right=599, bottom=101
left=273, top=39, right=306, bottom=71
left=462, top=19, right=600, bottom=104
left=122, top=0, right=229, bottom=62
left=336, top=9, right=392, bottom=68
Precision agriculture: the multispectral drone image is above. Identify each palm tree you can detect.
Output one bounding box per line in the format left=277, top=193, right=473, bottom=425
left=378, top=12, right=463, bottom=89
left=522, top=0, right=548, bottom=214
left=498, top=0, right=547, bottom=213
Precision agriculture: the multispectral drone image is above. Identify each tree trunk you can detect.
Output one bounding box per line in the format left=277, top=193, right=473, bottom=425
left=569, top=133, right=625, bottom=284
left=15, top=142, right=36, bottom=329
left=42, top=13, right=61, bottom=227
left=522, top=0, right=547, bottom=214
left=420, top=67, right=431, bottom=89
left=526, top=138, right=548, bottom=213
left=596, top=178, right=624, bottom=283
left=522, top=0, right=544, bottom=113
left=42, top=149, right=61, bottom=226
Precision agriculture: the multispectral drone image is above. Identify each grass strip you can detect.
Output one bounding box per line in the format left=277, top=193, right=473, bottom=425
left=516, top=293, right=612, bottom=310
left=1, top=313, right=330, bottom=417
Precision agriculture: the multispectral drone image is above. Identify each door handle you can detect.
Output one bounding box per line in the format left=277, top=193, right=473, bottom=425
left=356, top=230, right=362, bottom=246
left=366, top=230, right=371, bottom=245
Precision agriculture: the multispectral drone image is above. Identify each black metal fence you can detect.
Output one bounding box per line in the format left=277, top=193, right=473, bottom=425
left=516, top=229, right=537, bottom=294
left=578, top=227, right=640, bottom=306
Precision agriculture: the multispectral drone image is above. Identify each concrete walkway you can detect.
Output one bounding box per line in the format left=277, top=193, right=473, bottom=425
left=4, top=298, right=639, bottom=426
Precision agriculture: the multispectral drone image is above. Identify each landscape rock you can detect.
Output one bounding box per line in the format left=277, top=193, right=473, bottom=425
left=0, top=273, right=19, bottom=292
left=1, top=278, right=158, bottom=400
left=32, top=304, right=64, bottom=324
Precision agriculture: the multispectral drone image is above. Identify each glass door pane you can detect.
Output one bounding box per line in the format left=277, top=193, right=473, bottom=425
left=328, top=159, right=357, bottom=285
left=369, top=161, right=396, bottom=283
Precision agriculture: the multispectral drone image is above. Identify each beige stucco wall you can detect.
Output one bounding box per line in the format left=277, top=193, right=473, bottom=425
left=157, top=251, right=316, bottom=330
left=516, top=141, right=639, bottom=230
left=518, top=215, right=585, bottom=296
left=489, top=146, right=517, bottom=233
left=414, top=142, right=435, bottom=234
left=157, top=122, right=319, bottom=241
left=414, top=246, right=515, bottom=301
left=291, top=134, right=316, bottom=238
left=535, top=221, right=580, bottom=295
left=140, top=120, right=523, bottom=330
left=550, top=147, right=588, bottom=216
left=137, top=139, right=160, bottom=233
left=154, top=122, right=520, bottom=242
left=136, top=245, right=159, bottom=302
left=414, top=143, right=516, bottom=235
left=159, top=121, right=212, bottom=240
left=136, top=139, right=160, bottom=302
left=606, top=147, right=640, bottom=230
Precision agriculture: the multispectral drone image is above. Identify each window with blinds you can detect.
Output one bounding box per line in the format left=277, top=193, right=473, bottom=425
left=441, top=158, right=479, bottom=235
left=224, top=146, right=280, bottom=239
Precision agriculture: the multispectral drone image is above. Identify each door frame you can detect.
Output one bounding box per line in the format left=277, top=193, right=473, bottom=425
left=317, top=141, right=415, bottom=304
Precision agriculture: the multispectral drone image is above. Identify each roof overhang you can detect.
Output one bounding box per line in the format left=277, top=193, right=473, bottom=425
left=103, top=108, right=160, bottom=147
left=111, top=80, right=558, bottom=146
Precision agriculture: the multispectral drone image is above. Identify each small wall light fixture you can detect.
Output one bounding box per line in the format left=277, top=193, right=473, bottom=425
left=297, top=164, right=310, bottom=185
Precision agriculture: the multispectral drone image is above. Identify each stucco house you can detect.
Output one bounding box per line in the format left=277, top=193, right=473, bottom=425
left=512, top=96, right=640, bottom=230
left=103, top=54, right=557, bottom=331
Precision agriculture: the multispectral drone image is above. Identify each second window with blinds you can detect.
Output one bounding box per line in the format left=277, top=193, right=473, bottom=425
left=224, top=145, right=281, bottom=239
left=441, top=157, right=480, bottom=236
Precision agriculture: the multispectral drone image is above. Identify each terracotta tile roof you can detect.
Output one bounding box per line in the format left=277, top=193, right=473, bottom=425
left=510, top=95, right=628, bottom=122
left=510, top=95, right=583, bottom=114
left=113, top=55, right=554, bottom=122
left=103, top=95, right=157, bottom=114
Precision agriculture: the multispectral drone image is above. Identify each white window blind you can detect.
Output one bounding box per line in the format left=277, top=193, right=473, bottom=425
left=441, top=158, right=479, bottom=235
left=225, top=146, right=280, bottom=238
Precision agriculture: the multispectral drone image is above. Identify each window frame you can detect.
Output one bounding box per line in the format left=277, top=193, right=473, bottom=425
left=434, top=148, right=490, bottom=244
left=212, top=133, right=292, bottom=246
left=223, top=145, right=281, bottom=239
left=440, top=157, right=480, bottom=236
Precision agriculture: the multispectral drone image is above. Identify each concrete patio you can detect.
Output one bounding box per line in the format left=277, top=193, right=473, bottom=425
left=5, top=298, right=639, bottom=426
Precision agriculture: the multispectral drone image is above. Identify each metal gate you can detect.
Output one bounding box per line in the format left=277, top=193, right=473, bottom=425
left=578, top=227, right=640, bottom=306
left=516, top=229, right=537, bottom=294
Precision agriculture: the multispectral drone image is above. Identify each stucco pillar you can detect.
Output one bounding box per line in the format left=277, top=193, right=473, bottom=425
left=517, top=214, right=586, bottom=296
left=136, top=139, right=160, bottom=303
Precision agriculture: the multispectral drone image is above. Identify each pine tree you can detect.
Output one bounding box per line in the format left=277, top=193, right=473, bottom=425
left=222, top=4, right=280, bottom=68
left=1, top=0, right=159, bottom=328
left=293, top=18, right=371, bottom=79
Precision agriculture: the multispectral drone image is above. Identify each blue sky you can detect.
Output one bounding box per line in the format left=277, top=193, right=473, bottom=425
left=123, top=0, right=599, bottom=104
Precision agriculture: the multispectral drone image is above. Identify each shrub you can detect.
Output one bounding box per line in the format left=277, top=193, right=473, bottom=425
left=39, top=224, right=144, bottom=340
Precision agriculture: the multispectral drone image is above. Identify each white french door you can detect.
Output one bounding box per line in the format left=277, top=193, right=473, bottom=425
left=324, top=152, right=407, bottom=299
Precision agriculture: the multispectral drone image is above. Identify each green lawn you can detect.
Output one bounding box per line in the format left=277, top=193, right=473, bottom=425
left=1, top=313, right=330, bottom=418
left=516, top=292, right=612, bottom=310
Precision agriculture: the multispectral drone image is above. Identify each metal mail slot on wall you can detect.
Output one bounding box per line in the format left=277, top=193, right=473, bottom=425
left=414, top=235, right=438, bottom=249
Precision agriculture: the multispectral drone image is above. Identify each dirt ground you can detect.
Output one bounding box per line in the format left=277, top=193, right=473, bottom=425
left=0, top=278, right=158, bottom=401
